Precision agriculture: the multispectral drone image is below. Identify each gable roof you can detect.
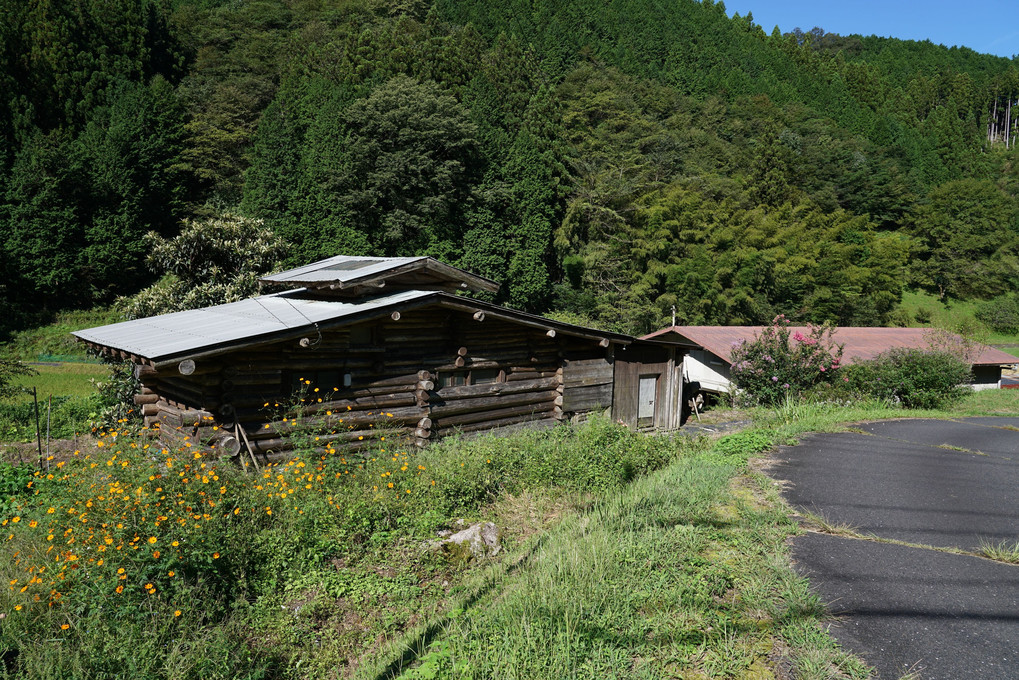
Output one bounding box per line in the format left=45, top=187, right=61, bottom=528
left=260, top=255, right=500, bottom=295
left=75, top=290, right=632, bottom=368
left=642, top=326, right=1018, bottom=367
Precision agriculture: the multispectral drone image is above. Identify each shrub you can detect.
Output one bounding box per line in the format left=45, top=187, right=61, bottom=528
left=120, top=213, right=283, bottom=320
left=730, top=317, right=844, bottom=406
left=88, top=359, right=141, bottom=429
left=0, top=461, right=34, bottom=515
left=976, top=293, right=1019, bottom=335
left=847, top=348, right=970, bottom=409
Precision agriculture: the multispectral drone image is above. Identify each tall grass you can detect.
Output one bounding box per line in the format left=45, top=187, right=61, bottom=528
left=8, top=388, right=1013, bottom=678
left=361, top=432, right=869, bottom=679
left=0, top=417, right=696, bottom=679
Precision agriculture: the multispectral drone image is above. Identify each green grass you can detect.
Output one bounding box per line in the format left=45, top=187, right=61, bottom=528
left=12, top=362, right=108, bottom=402
left=361, top=435, right=867, bottom=680
left=896, top=290, right=1019, bottom=346
left=977, top=540, right=1019, bottom=564
left=4, top=388, right=1018, bottom=679
left=4, top=307, right=122, bottom=362
left=0, top=363, right=108, bottom=443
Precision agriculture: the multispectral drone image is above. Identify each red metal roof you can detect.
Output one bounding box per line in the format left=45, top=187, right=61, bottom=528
left=641, top=326, right=1019, bottom=367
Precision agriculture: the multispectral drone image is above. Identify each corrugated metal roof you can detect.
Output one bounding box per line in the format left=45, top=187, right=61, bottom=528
left=72, top=289, right=435, bottom=362
left=262, top=255, right=426, bottom=284
left=642, top=326, right=1019, bottom=367
left=261, top=254, right=501, bottom=294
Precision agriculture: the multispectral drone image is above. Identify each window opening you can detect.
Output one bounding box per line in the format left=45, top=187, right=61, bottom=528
left=440, top=368, right=504, bottom=388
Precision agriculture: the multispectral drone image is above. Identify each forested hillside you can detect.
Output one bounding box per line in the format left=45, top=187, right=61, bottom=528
left=3, top=0, right=1019, bottom=338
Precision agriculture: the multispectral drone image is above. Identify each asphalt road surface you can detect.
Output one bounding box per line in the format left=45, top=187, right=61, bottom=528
left=769, top=418, right=1019, bottom=679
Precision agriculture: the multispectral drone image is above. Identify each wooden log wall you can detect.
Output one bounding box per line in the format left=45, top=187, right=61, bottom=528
left=137, top=307, right=620, bottom=460
left=560, top=343, right=615, bottom=416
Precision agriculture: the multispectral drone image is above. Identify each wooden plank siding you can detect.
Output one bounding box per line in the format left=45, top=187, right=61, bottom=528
left=561, top=350, right=614, bottom=415
left=138, top=307, right=622, bottom=460
left=612, top=343, right=686, bottom=430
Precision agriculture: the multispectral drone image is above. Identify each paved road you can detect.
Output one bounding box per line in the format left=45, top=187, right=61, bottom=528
left=770, top=418, right=1019, bottom=679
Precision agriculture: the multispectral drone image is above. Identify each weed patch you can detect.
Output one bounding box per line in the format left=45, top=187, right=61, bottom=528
left=977, top=540, right=1019, bottom=564
left=361, top=437, right=863, bottom=680
left=0, top=417, right=690, bottom=678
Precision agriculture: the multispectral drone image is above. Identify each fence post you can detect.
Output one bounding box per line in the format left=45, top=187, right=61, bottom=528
left=31, top=387, right=42, bottom=469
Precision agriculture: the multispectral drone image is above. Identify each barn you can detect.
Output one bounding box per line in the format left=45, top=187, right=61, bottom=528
left=74, top=256, right=689, bottom=461
left=643, top=325, right=1019, bottom=397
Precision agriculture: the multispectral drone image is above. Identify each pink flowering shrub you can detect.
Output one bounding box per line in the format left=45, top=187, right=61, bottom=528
left=729, top=316, right=844, bottom=406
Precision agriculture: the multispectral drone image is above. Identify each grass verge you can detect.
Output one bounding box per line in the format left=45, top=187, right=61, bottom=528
left=360, top=437, right=868, bottom=679
left=3, top=389, right=1017, bottom=678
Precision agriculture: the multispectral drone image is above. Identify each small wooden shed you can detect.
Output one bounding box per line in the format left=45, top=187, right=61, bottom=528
left=75, top=256, right=687, bottom=460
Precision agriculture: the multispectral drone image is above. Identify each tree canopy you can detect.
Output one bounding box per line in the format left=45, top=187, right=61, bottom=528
left=3, top=0, right=1019, bottom=338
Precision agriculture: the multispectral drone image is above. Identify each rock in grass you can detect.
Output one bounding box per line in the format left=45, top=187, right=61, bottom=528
left=431, top=521, right=501, bottom=562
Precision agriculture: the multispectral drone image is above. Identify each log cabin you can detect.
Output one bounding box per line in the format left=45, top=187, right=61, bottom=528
left=74, top=256, right=690, bottom=462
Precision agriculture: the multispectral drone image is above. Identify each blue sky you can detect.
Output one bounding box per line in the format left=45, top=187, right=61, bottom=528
left=722, top=1, right=1019, bottom=58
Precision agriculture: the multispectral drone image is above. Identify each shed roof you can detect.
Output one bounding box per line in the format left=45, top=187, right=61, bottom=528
left=260, top=255, right=500, bottom=295
left=75, top=290, right=633, bottom=368
left=74, top=289, right=434, bottom=365
left=642, top=326, right=1019, bottom=367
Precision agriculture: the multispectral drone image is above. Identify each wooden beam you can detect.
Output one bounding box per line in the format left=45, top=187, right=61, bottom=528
left=439, top=299, right=629, bottom=347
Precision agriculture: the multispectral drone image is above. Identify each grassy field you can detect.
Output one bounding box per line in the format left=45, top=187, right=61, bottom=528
left=12, top=362, right=108, bottom=402
left=0, top=308, right=121, bottom=442
left=896, top=290, right=1019, bottom=351
left=3, top=387, right=1017, bottom=679
left=0, top=364, right=109, bottom=442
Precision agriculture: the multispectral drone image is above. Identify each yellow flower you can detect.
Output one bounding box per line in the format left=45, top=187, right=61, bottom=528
left=115, top=585, right=124, bottom=594
left=168, top=570, right=175, bottom=577
left=116, top=568, right=125, bottom=575
left=174, top=610, right=181, bottom=617
left=212, top=552, right=220, bottom=559
left=14, top=605, right=22, bottom=611
left=61, top=624, right=69, bottom=630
